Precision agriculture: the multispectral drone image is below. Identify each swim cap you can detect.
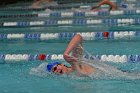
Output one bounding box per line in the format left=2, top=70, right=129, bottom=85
left=120, top=2, right=128, bottom=8
left=46, top=61, right=61, bottom=72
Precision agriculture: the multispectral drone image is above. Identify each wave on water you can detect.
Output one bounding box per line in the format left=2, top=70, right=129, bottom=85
left=29, top=60, right=140, bottom=81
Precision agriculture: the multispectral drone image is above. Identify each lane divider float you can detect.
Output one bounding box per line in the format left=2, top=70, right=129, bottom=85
left=0, top=54, right=140, bottom=63
left=0, top=31, right=139, bottom=40
left=1, top=9, right=140, bottom=19
left=0, top=18, right=140, bottom=27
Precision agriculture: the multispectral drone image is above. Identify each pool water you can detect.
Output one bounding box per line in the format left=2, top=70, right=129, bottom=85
left=1, top=1, right=140, bottom=93
left=0, top=40, right=140, bottom=93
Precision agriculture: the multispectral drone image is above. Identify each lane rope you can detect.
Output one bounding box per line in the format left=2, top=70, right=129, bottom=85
left=1, top=9, right=140, bottom=18
left=0, top=54, right=139, bottom=63
left=0, top=31, right=139, bottom=40
left=1, top=18, right=140, bottom=27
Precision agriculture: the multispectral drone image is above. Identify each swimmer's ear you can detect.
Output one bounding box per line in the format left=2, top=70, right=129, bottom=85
left=109, top=6, right=112, bottom=11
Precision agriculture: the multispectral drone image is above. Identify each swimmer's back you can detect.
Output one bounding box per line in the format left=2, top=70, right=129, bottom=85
left=73, top=60, right=96, bottom=75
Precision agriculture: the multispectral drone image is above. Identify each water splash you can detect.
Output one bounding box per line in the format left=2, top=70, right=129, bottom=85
left=29, top=46, right=140, bottom=80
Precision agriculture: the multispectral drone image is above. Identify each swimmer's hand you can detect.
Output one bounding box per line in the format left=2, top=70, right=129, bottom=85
left=63, top=53, right=78, bottom=62
left=90, top=6, right=99, bottom=10
left=32, top=5, right=41, bottom=8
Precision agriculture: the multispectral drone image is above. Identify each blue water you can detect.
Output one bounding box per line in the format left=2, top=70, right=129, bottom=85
left=1, top=40, right=140, bottom=93
left=1, top=62, right=140, bottom=93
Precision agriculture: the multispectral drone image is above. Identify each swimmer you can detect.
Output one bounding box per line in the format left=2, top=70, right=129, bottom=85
left=32, top=0, right=53, bottom=8
left=46, top=34, right=96, bottom=75
left=31, top=34, right=140, bottom=80
left=91, top=0, right=117, bottom=11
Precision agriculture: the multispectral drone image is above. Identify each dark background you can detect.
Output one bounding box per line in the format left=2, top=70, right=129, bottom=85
left=0, top=0, right=33, bottom=5
left=0, top=0, right=99, bottom=6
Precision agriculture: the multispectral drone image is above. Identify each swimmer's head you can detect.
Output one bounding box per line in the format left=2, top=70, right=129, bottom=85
left=120, top=4, right=128, bottom=8
left=47, top=61, right=70, bottom=74
left=47, top=61, right=60, bottom=72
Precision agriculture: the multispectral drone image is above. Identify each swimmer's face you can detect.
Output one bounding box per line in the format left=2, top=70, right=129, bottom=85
left=52, top=64, right=67, bottom=74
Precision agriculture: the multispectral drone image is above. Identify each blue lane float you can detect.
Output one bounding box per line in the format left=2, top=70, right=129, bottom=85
left=0, top=31, right=138, bottom=40
left=1, top=18, right=140, bottom=27
left=1, top=54, right=140, bottom=63
left=1, top=9, right=140, bottom=19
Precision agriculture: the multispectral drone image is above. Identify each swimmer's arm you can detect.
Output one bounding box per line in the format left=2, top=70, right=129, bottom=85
left=91, top=0, right=117, bottom=10
left=63, top=34, right=83, bottom=63
left=98, top=0, right=117, bottom=10
left=72, top=42, right=83, bottom=59
left=32, top=0, right=42, bottom=8
left=32, top=0, right=51, bottom=8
